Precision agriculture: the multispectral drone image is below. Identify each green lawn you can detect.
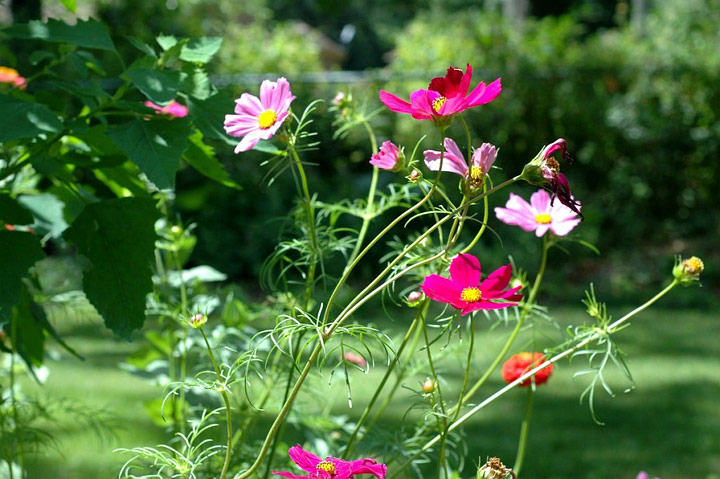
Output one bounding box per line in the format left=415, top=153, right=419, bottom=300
left=20, top=305, right=720, bottom=479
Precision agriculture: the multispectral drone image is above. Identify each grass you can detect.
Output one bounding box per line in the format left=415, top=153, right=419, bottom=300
left=17, top=304, right=720, bottom=479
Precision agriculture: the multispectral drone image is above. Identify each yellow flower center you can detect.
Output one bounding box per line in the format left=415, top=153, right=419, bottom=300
left=535, top=213, right=552, bottom=224
left=316, top=462, right=336, bottom=475
left=258, top=109, right=278, bottom=129
left=460, top=287, right=482, bottom=303
left=683, top=256, right=704, bottom=275
left=431, top=96, right=447, bottom=113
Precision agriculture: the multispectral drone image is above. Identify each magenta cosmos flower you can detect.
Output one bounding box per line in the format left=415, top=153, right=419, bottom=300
left=144, top=100, right=189, bottom=118
left=370, top=141, right=403, bottom=171
left=495, top=189, right=581, bottom=237
left=272, top=445, right=387, bottom=479
left=424, top=138, right=497, bottom=187
left=224, top=77, right=296, bottom=153
left=379, top=64, right=501, bottom=122
left=421, top=254, right=522, bottom=315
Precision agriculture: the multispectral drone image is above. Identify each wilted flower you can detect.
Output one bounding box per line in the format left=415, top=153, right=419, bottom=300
left=478, top=457, right=511, bottom=479
left=494, top=189, right=581, bottom=237
left=380, top=64, right=501, bottom=126
left=420, top=254, right=522, bottom=315
left=370, top=141, right=404, bottom=171
left=189, top=313, right=207, bottom=328
left=272, top=444, right=387, bottom=479
left=501, top=352, right=553, bottom=387
left=224, top=77, right=296, bottom=153
left=424, top=138, right=498, bottom=188
left=520, top=139, right=582, bottom=217
left=342, top=352, right=367, bottom=368
left=144, top=99, right=189, bottom=118
left=673, top=255, right=704, bottom=285
left=0, top=66, right=27, bottom=89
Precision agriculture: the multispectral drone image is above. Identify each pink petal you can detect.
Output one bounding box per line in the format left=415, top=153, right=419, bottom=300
left=421, top=275, right=465, bottom=309
left=224, top=114, right=260, bottom=137
left=352, top=459, right=387, bottom=479
left=529, top=189, right=552, bottom=213
left=235, top=130, right=263, bottom=153
left=271, top=77, right=295, bottom=113
left=467, top=77, right=502, bottom=107
left=494, top=203, right=537, bottom=232
left=479, top=263, right=512, bottom=293
left=409, top=89, right=436, bottom=119
left=459, top=63, right=472, bottom=97
left=379, top=90, right=414, bottom=115
left=441, top=95, right=469, bottom=115
left=535, top=224, right=550, bottom=237
left=444, top=138, right=465, bottom=163
left=288, top=445, right=321, bottom=473
left=549, top=218, right=581, bottom=236
left=272, top=471, right=309, bottom=479
left=235, top=92, right=264, bottom=116
left=423, top=147, right=468, bottom=176
left=449, top=254, right=481, bottom=286
left=485, top=285, right=523, bottom=301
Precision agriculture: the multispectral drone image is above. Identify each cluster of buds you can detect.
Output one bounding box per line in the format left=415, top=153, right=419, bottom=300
left=672, top=256, right=704, bottom=286
left=478, top=457, right=513, bottom=479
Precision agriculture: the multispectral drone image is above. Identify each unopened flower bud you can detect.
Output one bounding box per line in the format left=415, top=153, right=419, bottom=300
left=422, top=378, right=435, bottom=393
left=673, top=255, right=704, bottom=285
left=332, top=92, right=345, bottom=106
left=478, top=457, right=511, bottom=479
left=409, top=169, right=421, bottom=182
left=170, top=225, right=182, bottom=235
left=189, top=313, right=207, bottom=328
left=407, top=290, right=424, bottom=306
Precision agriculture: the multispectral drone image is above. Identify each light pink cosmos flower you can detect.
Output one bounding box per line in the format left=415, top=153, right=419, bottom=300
left=379, top=64, right=501, bottom=122
left=224, top=77, right=296, bottom=153
left=424, top=138, right=497, bottom=187
left=273, top=445, right=387, bottom=479
left=144, top=100, right=189, bottom=118
left=370, top=141, right=403, bottom=170
left=494, top=189, right=581, bottom=237
left=421, top=254, right=522, bottom=315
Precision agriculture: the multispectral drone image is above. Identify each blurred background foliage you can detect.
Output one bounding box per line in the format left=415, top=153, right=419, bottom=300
left=1, top=0, right=717, bottom=306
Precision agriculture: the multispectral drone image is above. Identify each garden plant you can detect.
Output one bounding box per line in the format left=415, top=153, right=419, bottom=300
left=0, top=11, right=708, bottom=479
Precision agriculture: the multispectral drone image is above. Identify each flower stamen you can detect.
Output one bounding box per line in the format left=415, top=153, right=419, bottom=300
left=258, top=109, right=278, bottom=129
left=534, top=213, right=552, bottom=224
left=460, top=287, right=482, bottom=303
left=431, top=96, right=447, bottom=113
left=316, top=461, right=336, bottom=475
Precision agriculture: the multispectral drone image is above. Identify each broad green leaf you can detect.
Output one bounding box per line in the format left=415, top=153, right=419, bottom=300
left=187, top=92, right=236, bottom=145
left=125, top=69, right=181, bottom=106
left=64, top=198, right=160, bottom=338
left=126, top=36, right=157, bottom=57
left=156, top=35, right=178, bottom=51
left=29, top=50, right=55, bottom=65
left=184, top=131, right=241, bottom=189
left=18, top=193, right=69, bottom=238
left=107, top=118, right=191, bottom=190
left=0, top=194, right=34, bottom=224
left=253, top=140, right=283, bottom=154
left=0, top=231, right=45, bottom=323
left=59, top=0, right=77, bottom=13
left=4, top=19, right=115, bottom=51
left=0, top=94, right=62, bottom=142
left=180, top=66, right=212, bottom=100
left=180, top=37, right=223, bottom=63
left=10, top=286, right=46, bottom=370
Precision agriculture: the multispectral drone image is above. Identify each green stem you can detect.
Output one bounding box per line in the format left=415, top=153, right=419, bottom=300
left=513, top=385, right=534, bottom=475
left=453, top=316, right=475, bottom=423
left=200, top=329, right=233, bottom=479
left=9, top=312, right=22, bottom=478
left=461, top=180, right=489, bottom=254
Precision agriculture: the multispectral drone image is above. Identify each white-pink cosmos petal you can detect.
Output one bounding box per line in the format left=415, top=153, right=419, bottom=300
left=494, top=189, right=581, bottom=237
left=423, top=138, right=468, bottom=176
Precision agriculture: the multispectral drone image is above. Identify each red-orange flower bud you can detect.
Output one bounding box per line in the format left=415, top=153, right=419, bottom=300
left=501, top=352, right=553, bottom=387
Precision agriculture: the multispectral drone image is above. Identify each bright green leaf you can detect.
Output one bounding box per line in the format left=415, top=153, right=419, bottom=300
left=4, top=18, right=115, bottom=51
left=18, top=193, right=69, bottom=238
left=184, top=131, right=241, bottom=189
left=125, top=69, right=181, bottom=106
left=0, top=231, right=45, bottom=324
left=126, top=36, right=157, bottom=57
left=156, top=35, right=178, bottom=51
left=180, top=66, right=212, bottom=100
left=59, top=0, right=77, bottom=13
left=64, top=198, right=160, bottom=338
left=106, top=118, right=191, bottom=190
left=0, top=194, right=34, bottom=224
left=186, top=92, right=236, bottom=145
left=0, top=94, right=62, bottom=142
left=180, top=37, right=223, bottom=63
left=167, top=265, right=227, bottom=288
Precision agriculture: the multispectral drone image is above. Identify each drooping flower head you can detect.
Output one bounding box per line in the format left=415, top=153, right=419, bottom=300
left=501, top=352, right=553, bottom=387
left=494, top=189, right=581, bottom=237
left=370, top=141, right=404, bottom=171
left=144, top=99, right=189, bottom=118
left=0, top=66, right=27, bottom=90
left=420, top=254, right=522, bottom=315
left=273, top=445, right=387, bottom=479
left=478, top=457, right=512, bottom=479
left=520, top=138, right=582, bottom=218
left=224, top=77, right=296, bottom=153
left=379, top=64, right=501, bottom=126
left=423, top=138, right=497, bottom=188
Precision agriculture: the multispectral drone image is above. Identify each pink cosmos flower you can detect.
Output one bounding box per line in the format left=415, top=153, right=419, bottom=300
left=424, top=138, right=497, bottom=186
left=370, top=141, right=403, bottom=170
left=272, top=444, right=387, bottom=479
left=494, top=189, right=581, bottom=237
left=379, top=64, right=501, bottom=122
left=421, top=254, right=522, bottom=315
left=224, top=77, right=296, bottom=153
left=0, top=66, right=27, bottom=90
left=144, top=100, right=189, bottom=118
